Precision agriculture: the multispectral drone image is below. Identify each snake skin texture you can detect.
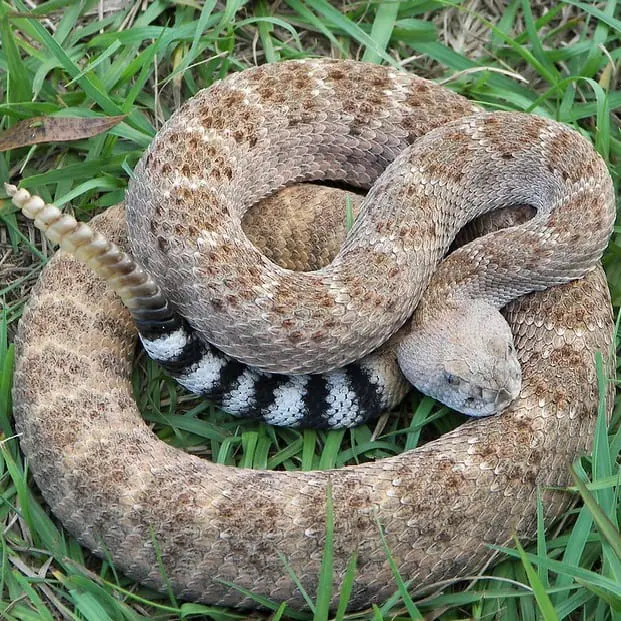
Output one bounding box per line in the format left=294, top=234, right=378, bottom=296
left=11, top=58, right=616, bottom=610
left=126, top=60, right=613, bottom=379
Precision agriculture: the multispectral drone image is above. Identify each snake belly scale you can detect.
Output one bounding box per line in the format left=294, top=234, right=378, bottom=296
left=9, top=58, right=616, bottom=610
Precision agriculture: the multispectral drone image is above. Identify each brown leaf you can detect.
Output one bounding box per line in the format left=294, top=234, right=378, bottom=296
left=0, top=115, right=125, bottom=152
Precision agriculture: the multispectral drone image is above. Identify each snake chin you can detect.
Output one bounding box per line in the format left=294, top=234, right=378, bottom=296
left=439, top=364, right=521, bottom=417
left=396, top=300, right=522, bottom=417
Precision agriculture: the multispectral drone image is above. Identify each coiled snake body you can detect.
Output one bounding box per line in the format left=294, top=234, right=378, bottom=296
left=9, top=59, right=616, bottom=609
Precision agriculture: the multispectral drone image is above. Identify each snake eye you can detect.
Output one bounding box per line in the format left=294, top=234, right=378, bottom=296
left=445, top=373, right=458, bottom=386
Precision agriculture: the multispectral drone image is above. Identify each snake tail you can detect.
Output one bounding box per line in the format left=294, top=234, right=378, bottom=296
left=6, top=184, right=407, bottom=427
left=5, top=184, right=172, bottom=319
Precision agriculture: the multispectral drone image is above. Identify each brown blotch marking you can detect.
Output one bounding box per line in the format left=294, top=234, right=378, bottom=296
left=209, top=483, right=298, bottom=570
left=18, top=348, right=90, bottom=396
left=335, top=477, right=372, bottom=511
left=545, top=131, right=601, bottom=183
left=217, top=243, right=234, bottom=260
left=293, top=75, right=309, bottom=89
left=397, top=218, right=438, bottom=247
left=199, top=111, right=214, bottom=129
left=153, top=201, right=166, bottom=219
left=26, top=299, right=91, bottom=340
left=504, top=456, right=540, bottom=486
left=254, top=65, right=318, bottom=119
left=436, top=459, right=466, bottom=492
left=402, top=87, right=475, bottom=142
left=319, top=296, right=336, bottom=308
left=194, top=91, right=261, bottom=149
left=339, top=247, right=403, bottom=310
left=159, top=186, right=227, bottom=240
left=370, top=73, right=391, bottom=88
left=295, top=479, right=330, bottom=534
left=287, top=330, right=304, bottom=344
left=327, top=67, right=345, bottom=81
left=545, top=281, right=601, bottom=327
left=547, top=344, right=586, bottom=370
left=547, top=389, right=570, bottom=411
left=473, top=439, right=501, bottom=461
left=417, top=134, right=470, bottom=183
left=223, top=90, right=245, bottom=107
left=124, top=470, right=215, bottom=558
left=325, top=63, right=394, bottom=131
left=93, top=313, right=134, bottom=342
left=345, top=93, right=389, bottom=132
left=481, top=114, right=547, bottom=159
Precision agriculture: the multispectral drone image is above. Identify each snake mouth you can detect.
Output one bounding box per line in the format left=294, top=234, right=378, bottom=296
left=463, top=383, right=519, bottom=417
left=480, top=383, right=519, bottom=414
left=494, top=387, right=515, bottom=410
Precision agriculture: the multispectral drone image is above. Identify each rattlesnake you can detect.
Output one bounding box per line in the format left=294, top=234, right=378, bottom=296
left=8, top=59, right=616, bottom=610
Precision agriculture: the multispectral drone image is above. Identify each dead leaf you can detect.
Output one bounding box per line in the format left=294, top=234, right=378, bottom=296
left=0, top=115, right=125, bottom=152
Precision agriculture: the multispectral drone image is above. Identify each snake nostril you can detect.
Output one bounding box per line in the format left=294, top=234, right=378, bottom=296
left=496, top=388, right=513, bottom=408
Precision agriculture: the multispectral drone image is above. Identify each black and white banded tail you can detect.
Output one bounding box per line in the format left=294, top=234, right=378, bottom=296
left=7, top=184, right=409, bottom=428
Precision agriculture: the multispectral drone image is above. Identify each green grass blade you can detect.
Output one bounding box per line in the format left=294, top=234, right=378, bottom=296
left=313, top=480, right=335, bottom=620
left=318, top=430, right=345, bottom=470
left=334, top=551, right=357, bottom=621
left=513, top=536, right=559, bottom=620
left=488, top=545, right=621, bottom=601
left=10, top=3, right=124, bottom=117
left=362, top=1, right=400, bottom=64
left=562, top=0, right=621, bottom=32
left=535, top=489, right=549, bottom=589
left=0, top=3, right=32, bottom=102
left=300, top=0, right=398, bottom=66
left=571, top=469, right=621, bottom=564
left=375, top=517, right=423, bottom=619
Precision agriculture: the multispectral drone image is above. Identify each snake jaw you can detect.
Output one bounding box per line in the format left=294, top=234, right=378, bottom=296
left=473, top=376, right=521, bottom=417
left=396, top=299, right=523, bottom=417
left=436, top=369, right=520, bottom=417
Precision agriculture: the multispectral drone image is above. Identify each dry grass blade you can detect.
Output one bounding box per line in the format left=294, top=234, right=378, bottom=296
left=0, top=115, right=126, bottom=152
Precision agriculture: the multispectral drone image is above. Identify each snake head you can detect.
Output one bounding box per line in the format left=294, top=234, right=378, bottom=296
left=396, top=301, right=522, bottom=417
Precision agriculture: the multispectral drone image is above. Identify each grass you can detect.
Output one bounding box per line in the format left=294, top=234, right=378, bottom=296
left=0, top=0, right=620, bottom=619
